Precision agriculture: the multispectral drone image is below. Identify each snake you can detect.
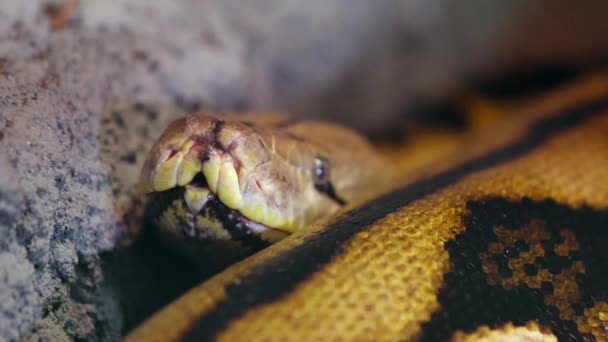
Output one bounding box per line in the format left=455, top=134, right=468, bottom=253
left=137, top=112, right=397, bottom=247
left=126, top=73, right=608, bottom=341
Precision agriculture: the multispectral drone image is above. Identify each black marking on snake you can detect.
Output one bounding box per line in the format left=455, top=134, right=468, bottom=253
left=420, top=197, right=608, bottom=341
left=472, top=65, right=582, bottom=99
left=206, top=198, right=272, bottom=250
left=182, top=97, right=608, bottom=341
left=212, top=119, right=224, bottom=137
left=192, top=119, right=226, bottom=161
left=315, top=182, right=347, bottom=206
left=145, top=188, right=270, bottom=250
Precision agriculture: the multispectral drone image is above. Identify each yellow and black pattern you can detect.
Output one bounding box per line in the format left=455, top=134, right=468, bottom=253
left=126, top=74, right=608, bottom=341
left=421, top=197, right=608, bottom=341
left=451, top=321, right=557, bottom=341
left=145, top=187, right=276, bottom=249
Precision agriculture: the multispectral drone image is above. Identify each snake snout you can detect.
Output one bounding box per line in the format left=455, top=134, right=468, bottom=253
left=139, top=114, right=340, bottom=243
left=140, top=134, right=245, bottom=210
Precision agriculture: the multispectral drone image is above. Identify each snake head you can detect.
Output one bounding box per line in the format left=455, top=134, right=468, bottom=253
left=139, top=113, right=394, bottom=245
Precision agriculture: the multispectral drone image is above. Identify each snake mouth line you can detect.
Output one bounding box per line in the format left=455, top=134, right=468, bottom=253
left=147, top=168, right=290, bottom=244
left=184, top=173, right=269, bottom=235
left=204, top=196, right=289, bottom=244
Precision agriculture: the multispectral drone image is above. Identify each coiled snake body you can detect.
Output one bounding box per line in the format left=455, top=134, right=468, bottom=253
left=128, top=74, right=608, bottom=341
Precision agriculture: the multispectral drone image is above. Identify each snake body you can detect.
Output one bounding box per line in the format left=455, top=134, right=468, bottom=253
left=128, top=74, right=608, bottom=341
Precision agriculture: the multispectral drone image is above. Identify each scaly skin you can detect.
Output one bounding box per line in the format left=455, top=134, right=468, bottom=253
left=127, top=73, right=608, bottom=341
left=139, top=112, right=397, bottom=243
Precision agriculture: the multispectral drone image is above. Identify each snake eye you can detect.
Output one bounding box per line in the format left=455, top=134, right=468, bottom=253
left=313, top=156, right=330, bottom=184
left=313, top=156, right=346, bottom=206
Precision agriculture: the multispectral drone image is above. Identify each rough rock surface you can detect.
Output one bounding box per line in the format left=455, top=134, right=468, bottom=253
left=1, top=0, right=608, bottom=341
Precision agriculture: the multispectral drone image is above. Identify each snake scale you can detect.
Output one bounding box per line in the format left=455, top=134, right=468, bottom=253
left=126, top=72, right=608, bottom=341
